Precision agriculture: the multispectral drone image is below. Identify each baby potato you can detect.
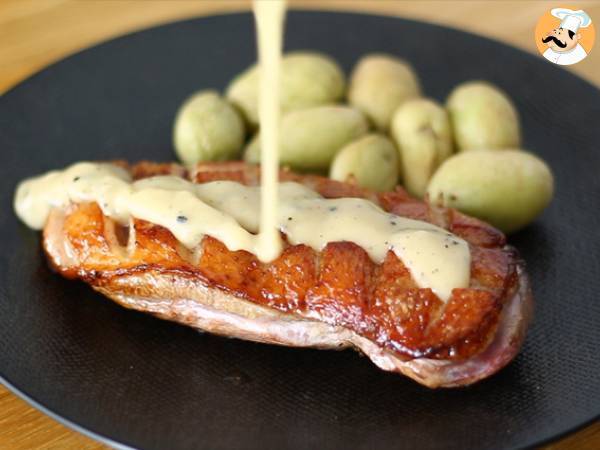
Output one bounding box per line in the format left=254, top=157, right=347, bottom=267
left=226, top=51, right=345, bottom=128
left=244, top=105, right=369, bottom=171
left=244, top=133, right=260, bottom=164
left=173, top=90, right=245, bottom=165
left=390, top=98, right=453, bottom=198
left=330, top=134, right=399, bottom=192
left=427, top=150, right=554, bottom=233
left=446, top=81, right=521, bottom=151
left=348, top=53, right=421, bottom=131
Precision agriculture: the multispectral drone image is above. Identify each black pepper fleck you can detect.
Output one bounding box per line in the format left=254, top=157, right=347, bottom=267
left=73, top=176, right=80, bottom=182
left=390, top=221, right=397, bottom=226
left=177, top=215, right=188, bottom=223
left=287, top=217, right=293, bottom=221
left=329, top=206, right=338, bottom=212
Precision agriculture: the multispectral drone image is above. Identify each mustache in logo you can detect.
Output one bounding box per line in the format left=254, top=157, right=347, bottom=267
left=542, top=35, right=567, bottom=48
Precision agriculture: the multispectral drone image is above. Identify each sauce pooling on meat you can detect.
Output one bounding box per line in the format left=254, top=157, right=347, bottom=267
left=13, top=1, right=471, bottom=302
left=14, top=162, right=470, bottom=301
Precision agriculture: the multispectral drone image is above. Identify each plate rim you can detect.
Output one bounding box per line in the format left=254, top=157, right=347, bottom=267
left=0, top=374, right=135, bottom=450
left=3, top=9, right=600, bottom=98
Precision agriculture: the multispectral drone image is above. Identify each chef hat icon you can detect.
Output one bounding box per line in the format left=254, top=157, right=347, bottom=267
left=551, top=8, right=592, bottom=33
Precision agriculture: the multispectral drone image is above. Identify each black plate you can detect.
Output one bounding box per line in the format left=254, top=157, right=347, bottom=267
left=1, top=11, right=599, bottom=450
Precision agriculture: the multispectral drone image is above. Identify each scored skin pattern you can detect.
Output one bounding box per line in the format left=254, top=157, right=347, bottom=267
left=49, top=161, right=519, bottom=361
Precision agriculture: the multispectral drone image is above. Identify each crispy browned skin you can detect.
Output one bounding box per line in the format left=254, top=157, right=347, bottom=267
left=44, top=161, right=525, bottom=366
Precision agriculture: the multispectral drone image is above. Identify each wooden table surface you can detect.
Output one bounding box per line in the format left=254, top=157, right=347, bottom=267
left=0, top=1, right=598, bottom=448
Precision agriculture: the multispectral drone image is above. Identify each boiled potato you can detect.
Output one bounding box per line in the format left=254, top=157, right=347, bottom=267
left=427, top=150, right=554, bottom=233
left=244, top=133, right=260, bottom=164
left=391, top=98, right=453, bottom=198
left=244, top=105, right=369, bottom=171
left=348, top=53, right=421, bottom=131
left=447, top=81, right=521, bottom=151
left=330, top=134, right=399, bottom=192
left=173, top=90, right=245, bottom=165
left=226, top=51, right=345, bottom=128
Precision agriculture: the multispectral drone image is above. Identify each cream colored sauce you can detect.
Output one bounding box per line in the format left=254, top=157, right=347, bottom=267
left=13, top=0, right=472, bottom=302
left=253, top=0, right=286, bottom=261
left=14, top=162, right=470, bottom=301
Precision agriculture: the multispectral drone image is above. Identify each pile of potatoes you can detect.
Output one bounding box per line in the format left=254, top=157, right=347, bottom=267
left=173, top=51, right=554, bottom=233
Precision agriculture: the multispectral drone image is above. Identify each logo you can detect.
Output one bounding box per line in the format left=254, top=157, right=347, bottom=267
left=535, top=7, right=595, bottom=65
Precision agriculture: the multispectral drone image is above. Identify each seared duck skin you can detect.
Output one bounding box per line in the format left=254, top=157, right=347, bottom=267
left=41, top=161, right=532, bottom=388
